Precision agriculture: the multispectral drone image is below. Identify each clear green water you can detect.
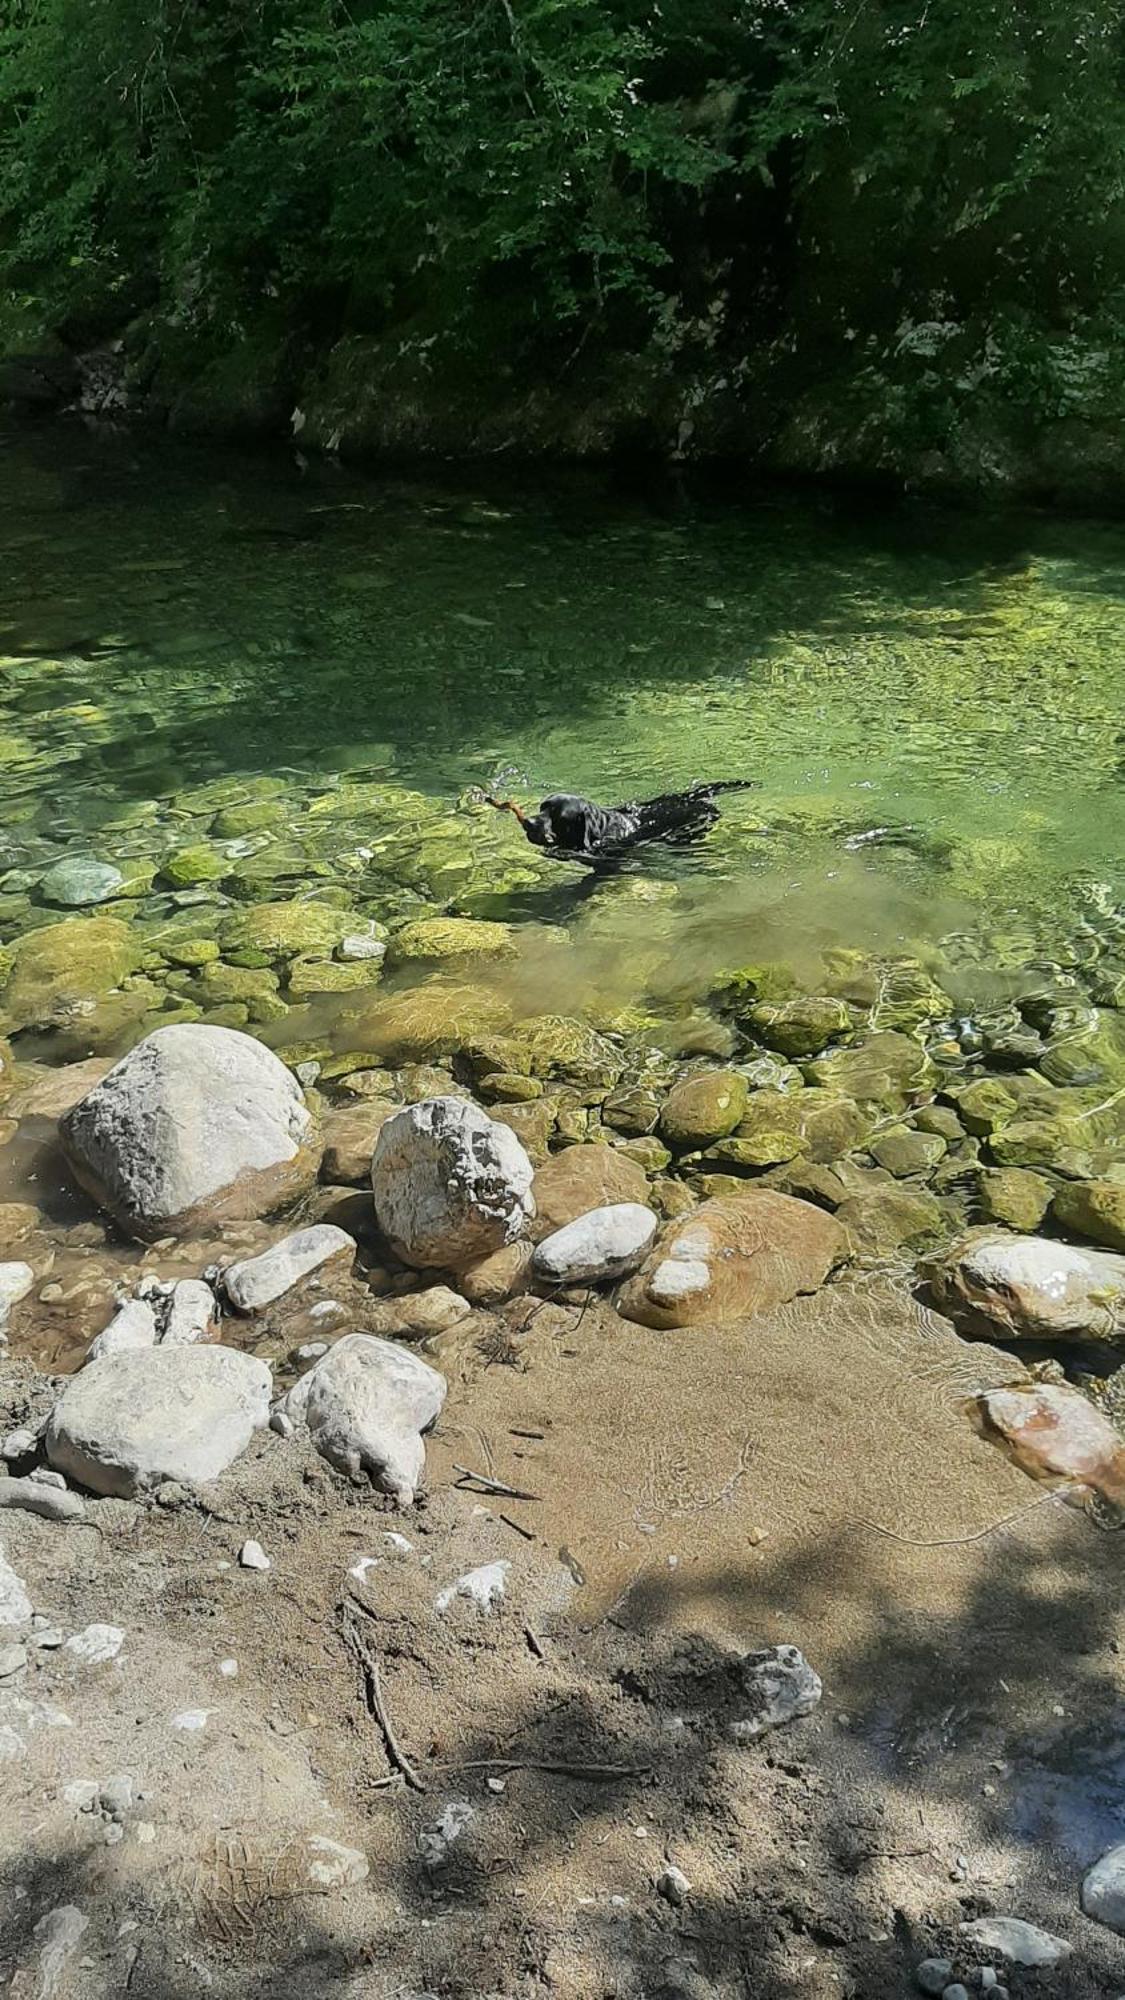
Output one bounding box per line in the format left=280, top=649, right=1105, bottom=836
left=1, top=420, right=1124, bottom=1045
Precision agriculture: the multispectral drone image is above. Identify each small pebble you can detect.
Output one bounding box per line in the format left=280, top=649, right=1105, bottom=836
left=943, top=1987, right=971, bottom=2000
left=977, top=1971, right=998, bottom=1992
left=218, top=1657, right=239, bottom=1678
left=238, top=1540, right=271, bottom=1571
left=657, top=1865, right=691, bottom=1907
left=1, top=1429, right=36, bottom=1461
left=486, top=1777, right=506, bottom=1794
left=915, top=1962, right=953, bottom=1997
left=29, top=1468, right=66, bottom=1490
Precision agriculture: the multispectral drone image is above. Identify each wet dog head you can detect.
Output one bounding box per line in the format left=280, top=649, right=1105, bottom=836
left=522, top=794, right=600, bottom=851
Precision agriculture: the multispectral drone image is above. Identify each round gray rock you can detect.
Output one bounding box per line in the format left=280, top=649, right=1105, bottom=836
left=1083, top=1841, right=1125, bottom=1933
left=372, top=1095, right=534, bottom=1271
left=533, top=1202, right=657, bottom=1286
left=274, top=1333, right=446, bottom=1506
left=38, top=856, right=124, bottom=907
left=60, top=1024, right=316, bottom=1240
left=45, top=1345, right=273, bottom=1496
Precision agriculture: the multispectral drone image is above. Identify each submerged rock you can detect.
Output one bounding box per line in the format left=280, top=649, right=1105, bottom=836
left=273, top=1333, right=446, bottom=1505
left=746, top=996, right=852, bottom=1058
left=0, top=916, right=140, bottom=1031
left=223, top=1225, right=355, bottom=1312
left=924, top=1228, right=1125, bottom=1342
left=801, top=1031, right=935, bottom=1108
left=870, top=1126, right=947, bottom=1177
left=618, top=1190, right=845, bottom=1328
left=533, top=1203, right=657, bottom=1286
left=387, top=917, right=514, bottom=965
left=978, top=1383, right=1125, bottom=1508
left=372, top=1096, right=534, bottom=1270
left=532, top=1144, right=649, bottom=1234
left=1051, top=1178, right=1125, bottom=1254
left=976, top=1167, right=1052, bottom=1232
left=46, top=1346, right=272, bottom=1496
left=221, top=899, right=354, bottom=961
left=837, top=1186, right=946, bottom=1258
left=38, top=856, right=124, bottom=907
left=660, top=1071, right=748, bottom=1149
left=60, top=1024, right=318, bottom=1241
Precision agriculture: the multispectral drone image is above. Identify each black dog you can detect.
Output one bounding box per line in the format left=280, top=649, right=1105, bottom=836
left=486, top=781, right=752, bottom=867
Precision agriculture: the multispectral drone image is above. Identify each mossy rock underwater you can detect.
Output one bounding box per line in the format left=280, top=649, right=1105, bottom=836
left=221, top=900, right=356, bottom=962
left=0, top=916, right=142, bottom=1031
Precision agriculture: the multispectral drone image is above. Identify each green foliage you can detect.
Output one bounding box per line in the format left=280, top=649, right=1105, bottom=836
left=3, top=0, right=1125, bottom=447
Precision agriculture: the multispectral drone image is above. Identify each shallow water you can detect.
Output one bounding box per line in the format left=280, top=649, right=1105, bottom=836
left=1, top=421, right=1123, bottom=1025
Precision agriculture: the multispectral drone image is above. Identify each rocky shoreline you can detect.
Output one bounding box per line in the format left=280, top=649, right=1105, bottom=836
left=2, top=910, right=1125, bottom=1996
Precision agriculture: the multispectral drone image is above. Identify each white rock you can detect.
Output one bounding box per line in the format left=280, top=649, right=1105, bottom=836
left=0, top=1544, right=31, bottom=1626
left=60, top=1024, right=315, bottom=1240
left=26, top=1905, right=89, bottom=2000
left=170, top=1708, right=212, bottom=1731
left=296, top=1340, right=330, bottom=1358
left=348, top=1556, right=380, bottom=1583
left=0, top=1693, right=72, bottom=1762
left=86, top=1298, right=158, bottom=1363
left=218, top=1657, right=239, bottom=1677
left=161, top=1278, right=217, bottom=1346
left=730, top=1644, right=822, bottom=1742
left=0, top=1262, right=34, bottom=1331
left=64, top=1623, right=125, bottom=1664
left=223, top=1225, right=355, bottom=1312
left=532, top=1203, right=657, bottom=1285
left=927, top=1229, right=1125, bottom=1341
left=239, top=1539, right=271, bottom=1571
left=62, top=1780, right=100, bottom=1810
left=273, top=1333, right=445, bottom=1506
left=372, top=1096, right=535, bottom=1270
left=383, top=1531, right=414, bottom=1555
left=303, top=1834, right=370, bottom=1888
left=419, top=1800, right=474, bottom=1867
left=958, top=1917, right=1071, bottom=1967
left=1, top=1428, right=37, bottom=1460
left=435, top=1560, right=510, bottom=1616
left=0, top=1643, right=27, bottom=1678
left=1082, top=1841, right=1125, bottom=1933
left=338, top=933, right=387, bottom=963
left=0, top=1479, right=87, bottom=1523
left=46, top=1345, right=273, bottom=1496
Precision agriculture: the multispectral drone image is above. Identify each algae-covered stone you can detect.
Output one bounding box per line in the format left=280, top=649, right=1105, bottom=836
left=746, top=996, right=852, bottom=1058
left=612, top=1135, right=672, bottom=1174
left=801, top=1031, right=934, bottom=1108
left=950, top=1078, right=1019, bottom=1137
left=211, top=800, right=284, bottom=838
left=163, top=936, right=220, bottom=969
left=660, top=1071, right=748, bottom=1149
left=988, top=1117, right=1093, bottom=1176
left=978, top=1167, right=1052, bottom=1232
left=38, top=856, right=124, bottom=907
left=602, top=1084, right=663, bottom=1136
left=869, top=959, right=952, bottom=1032
left=198, top=961, right=280, bottom=1006
left=386, top=916, right=514, bottom=965
left=350, top=983, right=513, bottom=1065
left=736, top=1087, right=871, bottom=1164
left=476, top=1073, right=544, bottom=1104
left=712, top=962, right=796, bottom=1009
left=836, top=1186, right=947, bottom=1258
left=0, top=916, right=140, bottom=1030
left=914, top=1104, right=965, bottom=1142
left=1052, top=1179, right=1125, bottom=1254
left=1040, top=1007, right=1125, bottom=1089
left=221, top=899, right=353, bottom=961
left=869, top=1127, right=947, bottom=1177
left=161, top=844, right=225, bottom=888
left=514, top=1015, right=624, bottom=1087
left=704, top=1131, right=803, bottom=1171
left=286, top=957, right=383, bottom=997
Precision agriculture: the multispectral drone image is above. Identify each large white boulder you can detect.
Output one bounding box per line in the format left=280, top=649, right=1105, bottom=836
left=371, top=1096, right=534, bottom=1271
left=532, top=1202, right=657, bottom=1286
left=274, top=1333, right=446, bottom=1506
left=45, top=1345, right=272, bottom=1496
left=60, top=1024, right=318, bottom=1240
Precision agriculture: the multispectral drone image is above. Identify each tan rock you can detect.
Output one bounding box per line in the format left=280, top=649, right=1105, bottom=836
left=923, top=1228, right=1125, bottom=1342
left=7, top=1057, right=114, bottom=1121
left=979, top=1384, right=1125, bottom=1509
left=659, top=1071, right=748, bottom=1149
left=617, top=1190, right=846, bottom=1329
left=320, top=1099, right=398, bottom=1185
left=531, top=1145, right=648, bottom=1237
left=460, top=1240, right=535, bottom=1306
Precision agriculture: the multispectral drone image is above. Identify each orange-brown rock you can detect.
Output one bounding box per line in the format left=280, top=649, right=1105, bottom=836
left=531, top=1145, right=648, bottom=1237
left=617, top=1189, right=846, bottom=1329
left=978, top=1383, right=1125, bottom=1510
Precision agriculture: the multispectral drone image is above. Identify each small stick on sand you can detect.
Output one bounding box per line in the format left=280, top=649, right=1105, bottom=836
left=436, top=1758, right=650, bottom=1781
left=342, top=1598, right=427, bottom=1792
left=452, top=1463, right=541, bottom=1501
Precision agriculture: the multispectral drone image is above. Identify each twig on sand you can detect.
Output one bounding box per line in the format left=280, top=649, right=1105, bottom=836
left=499, top=1510, right=536, bottom=1542
left=452, top=1462, right=541, bottom=1501
left=848, top=1488, right=1066, bottom=1549
left=435, top=1757, right=650, bottom=1781
left=342, top=1596, right=427, bottom=1792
